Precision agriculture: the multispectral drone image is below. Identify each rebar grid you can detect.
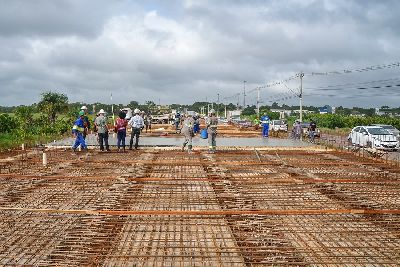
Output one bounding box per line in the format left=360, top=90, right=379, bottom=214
left=0, top=148, right=399, bottom=266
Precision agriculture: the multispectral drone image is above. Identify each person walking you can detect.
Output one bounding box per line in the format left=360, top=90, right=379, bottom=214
left=260, top=113, right=270, bottom=137
left=206, top=109, right=218, bottom=153
left=181, top=113, right=195, bottom=153
left=128, top=109, right=144, bottom=150
left=72, top=110, right=87, bottom=152
left=115, top=111, right=128, bottom=152
left=80, top=106, right=91, bottom=140
left=94, top=109, right=110, bottom=151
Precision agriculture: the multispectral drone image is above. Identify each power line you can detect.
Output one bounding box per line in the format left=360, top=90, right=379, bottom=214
left=305, top=62, right=400, bottom=77
left=305, top=77, right=400, bottom=90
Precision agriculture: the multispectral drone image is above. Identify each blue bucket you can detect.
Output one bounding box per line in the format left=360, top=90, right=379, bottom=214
left=200, top=129, right=208, bottom=139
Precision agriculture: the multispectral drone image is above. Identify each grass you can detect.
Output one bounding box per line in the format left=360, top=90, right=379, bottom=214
left=0, top=132, right=69, bottom=151
left=0, top=133, right=21, bottom=151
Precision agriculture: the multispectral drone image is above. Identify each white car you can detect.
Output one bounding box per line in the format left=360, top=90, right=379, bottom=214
left=348, top=126, right=399, bottom=151
left=370, top=124, right=400, bottom=140
left=270, top=120, right=288, bottom=132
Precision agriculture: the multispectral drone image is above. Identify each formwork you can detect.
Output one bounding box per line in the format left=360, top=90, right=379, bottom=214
left=0, top=148, right=399, bottom=266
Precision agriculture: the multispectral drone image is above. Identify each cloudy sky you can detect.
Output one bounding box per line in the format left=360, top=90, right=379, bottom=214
left=0, top=0, right=399, bottom=108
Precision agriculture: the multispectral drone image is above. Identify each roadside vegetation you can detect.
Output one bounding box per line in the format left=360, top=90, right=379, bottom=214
left=0, top=92, right=75, bottom=151
left=1, top=93, right=399, bottom=150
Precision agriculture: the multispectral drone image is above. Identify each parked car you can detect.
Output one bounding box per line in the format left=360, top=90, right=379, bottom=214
left=348, top=126, right=399, bottom=151
left=300, top=122, right=320, bottom=138
left=234, top=120, right=252, bottom=128
left=270, top=120, right=288, bottom=132
left=370, top=124, right=400, bottom=140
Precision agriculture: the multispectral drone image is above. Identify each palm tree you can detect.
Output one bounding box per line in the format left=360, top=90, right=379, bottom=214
left=37, top=92, right=68, bottom=124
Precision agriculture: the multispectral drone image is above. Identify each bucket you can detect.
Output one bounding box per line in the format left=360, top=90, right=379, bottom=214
left=200, top=129, right=208, bottom=139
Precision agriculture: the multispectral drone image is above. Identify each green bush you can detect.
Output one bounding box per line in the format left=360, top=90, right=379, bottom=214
left=0, top=114, right=18, bottom=133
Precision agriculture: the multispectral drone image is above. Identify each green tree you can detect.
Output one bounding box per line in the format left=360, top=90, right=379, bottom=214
left=242, top=105, right=256, bottom=116
left=37, top=92, right=68, bottom=123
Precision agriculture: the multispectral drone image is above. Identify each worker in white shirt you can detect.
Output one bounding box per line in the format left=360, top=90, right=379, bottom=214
left=128, top=109, right=145, bottom=150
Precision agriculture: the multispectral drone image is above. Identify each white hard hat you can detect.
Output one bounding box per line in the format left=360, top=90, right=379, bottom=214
left=98, top=109, right=105, bottom=114
left=80, top=105, right=87, bottom=110
left=134, top=108, right=140, bottom=114
left=209, top=109, right=215, bottom=114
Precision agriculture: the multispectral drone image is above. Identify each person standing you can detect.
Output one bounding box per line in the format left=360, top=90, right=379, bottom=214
left=72, top=111, right=87, bottom=152
left=95, top=109, right=110, bottom=151
left=193, top=114, right=200, bottom=134
left=308, top=120, right=317, bottom=142
left=260, top=113, right=270, bottom=137
left=144, top=113, right=152, bottom=133
left=115, top=111, right=128, bottom=152
left=293, top=120, right=302, bottom=139
left=128, top=109, right=144, bottom=150
left=80, top=106, right=91, bottom=140
left=181, top=113, right=195, bottom=153
left=206, top=109, right=218, bottom=153
left=174, top=112, right=181, bottom=133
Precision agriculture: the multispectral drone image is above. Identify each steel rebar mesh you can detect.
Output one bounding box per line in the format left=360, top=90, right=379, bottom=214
left=0, top=148, right=399, bottom=266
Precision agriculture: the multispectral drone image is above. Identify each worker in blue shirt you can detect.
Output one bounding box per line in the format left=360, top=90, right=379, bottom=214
left=260, top=113, right=270, bottom=137
left=72, top=111, right=87, bottom=152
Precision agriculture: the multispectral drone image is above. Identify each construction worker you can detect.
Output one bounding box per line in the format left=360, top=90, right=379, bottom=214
left=144, top=113, right=152, bottom=133
left=308, top=120, right=317, bottom=142
left=80, top=106, right=90, bottom=139
left=128, top=109, right=144, bottom=150
left=94, top=109, right=110, bottom=151
left=174, top=112, right=181, bottom=133
left=293, top=120, right=302, bottom=139
left=72, top=110, right=87, bottom=152
left=206, top=109, right=218, bottom=153
left=115, top=111, right=128, bottom=152
left=260, top=113, right=270, bottom=137
left=181, top=113, right=195, bottom=153
left=193, top=113, right=200, bottom=134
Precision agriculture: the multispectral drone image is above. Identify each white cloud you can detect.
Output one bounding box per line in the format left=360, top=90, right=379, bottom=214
left=0, top=0, right=399, bottom=108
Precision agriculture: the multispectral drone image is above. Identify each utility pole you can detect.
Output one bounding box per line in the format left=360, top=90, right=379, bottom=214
left=217, top=93, right=220, bottom=117
left=243, top=80, right=246, bottom=108
left=299, top=72, right=304, bottom=123
left=111, top=93, right=114, bottom=121
left=256, top=87, right=260, bottom=118
left=237, top=94, right=240, bottom=110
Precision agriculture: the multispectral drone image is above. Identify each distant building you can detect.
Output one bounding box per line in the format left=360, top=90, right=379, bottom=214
left=319, top=105, right=333, bottom=114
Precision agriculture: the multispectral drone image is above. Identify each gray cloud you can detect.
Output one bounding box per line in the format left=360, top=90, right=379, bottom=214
left=0, top=0, right=399, bottom=108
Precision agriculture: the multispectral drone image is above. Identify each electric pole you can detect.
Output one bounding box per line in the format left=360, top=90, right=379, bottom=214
left=217, top=93, right=220, bottom=117
left=299, top=72, right=304, bottom=123
left=256, top=87, right=260, bottom=117
left=243, top=80, right=246, bottom=108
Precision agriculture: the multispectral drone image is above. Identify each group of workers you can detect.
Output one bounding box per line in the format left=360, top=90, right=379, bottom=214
left=72, top=106, right=146, bottom=153
left=72, top=106, right=317, bottom=153
left=72, top=106, right=219, bottom=153
left=181, top=109, right=218, bottom=153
